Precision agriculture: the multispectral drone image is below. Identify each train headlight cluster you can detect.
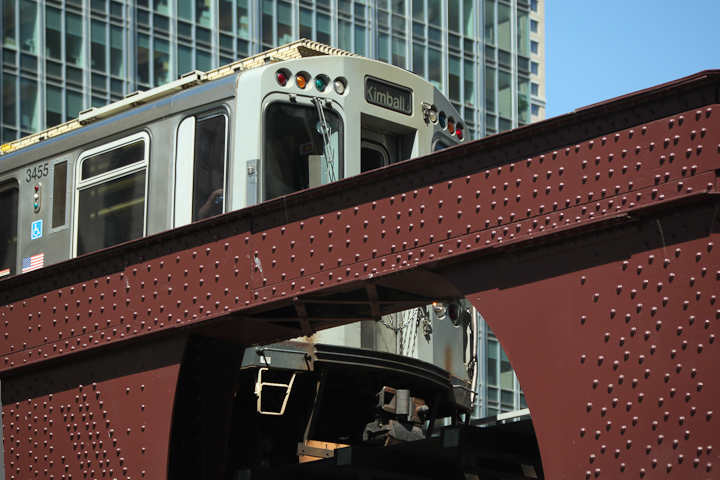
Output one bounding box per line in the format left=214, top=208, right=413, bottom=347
left=432, top=301, right=464, bottom=326
left=437, top=111, right=464, bottom=141
left=314, top=74, right=331, bottom=92
left=275, top=69, right=347, bottom=96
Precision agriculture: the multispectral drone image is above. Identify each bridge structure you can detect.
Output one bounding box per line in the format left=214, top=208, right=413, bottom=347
left=1, top=71, right=719, bottom=479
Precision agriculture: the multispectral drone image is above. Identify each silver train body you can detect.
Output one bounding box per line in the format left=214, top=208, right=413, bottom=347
left=0, top=42, right=476, bottom=468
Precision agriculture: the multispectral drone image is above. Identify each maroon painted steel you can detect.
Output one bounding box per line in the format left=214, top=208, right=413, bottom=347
left=2, top=335, right=185, bottom=479
left=440, top=205, right=719, bottom=479
left=1, top=70, right=720, bottom=478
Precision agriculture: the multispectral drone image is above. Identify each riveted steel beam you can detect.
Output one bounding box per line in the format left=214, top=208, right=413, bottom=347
left=1, top=71, right=720, bottom=478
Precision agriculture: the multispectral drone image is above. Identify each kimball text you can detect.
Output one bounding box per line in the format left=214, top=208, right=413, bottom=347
left=365, top=79, right=412, bottom=115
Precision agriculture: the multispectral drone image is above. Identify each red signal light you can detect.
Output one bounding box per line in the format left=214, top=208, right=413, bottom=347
left=276, top=71, right=288, bottom=86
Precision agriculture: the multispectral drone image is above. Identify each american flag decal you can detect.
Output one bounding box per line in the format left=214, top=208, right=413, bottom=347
left=21, top=253, right=44, bottom=273
left=0, top=268, right=10, bottom=278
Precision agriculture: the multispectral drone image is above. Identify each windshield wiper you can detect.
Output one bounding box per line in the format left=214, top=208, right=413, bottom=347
left=311, top=97, right=336, bottom=183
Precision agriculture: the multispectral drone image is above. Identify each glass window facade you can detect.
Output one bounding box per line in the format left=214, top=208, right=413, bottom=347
left=475, top=316, right=526, bottom=418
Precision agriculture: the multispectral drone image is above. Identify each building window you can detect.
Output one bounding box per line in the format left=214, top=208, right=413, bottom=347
left=75, top=133, right=149, bottom=256
left=530, top=0, right=538, bottom=12
left=530, top=19, right=538, bottom=33
left=531, top=104, right=540, bottom=116
left=530, top=40, right=538, bottom=54
left=531, top=82, right=539, bottom=96
left=531, top=61, right=538, bottom=75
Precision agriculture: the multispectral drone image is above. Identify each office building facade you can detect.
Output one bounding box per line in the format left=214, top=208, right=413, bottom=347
left=0, top=0, right=545, bottom=417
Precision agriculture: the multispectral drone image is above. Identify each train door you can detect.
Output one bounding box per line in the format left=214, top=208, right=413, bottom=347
left=360, top=127, right=400, bottom=172
left=0, top=181, right=19, bottom=278
left=174, top=111, right=228, bottom=227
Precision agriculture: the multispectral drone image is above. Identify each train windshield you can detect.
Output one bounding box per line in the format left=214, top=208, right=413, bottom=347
left=264, top=102, right=342, bottom=200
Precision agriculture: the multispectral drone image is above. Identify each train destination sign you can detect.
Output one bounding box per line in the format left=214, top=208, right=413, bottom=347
left=365, top=77, right=412, bottom=115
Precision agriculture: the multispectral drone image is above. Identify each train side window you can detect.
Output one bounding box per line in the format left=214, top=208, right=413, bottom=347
left=0, top=181, right=19, bottom=278
left=175, top=112, right=228, bottom=226
left=264, top=102, right=342, bottom=200
left=51, top=160, right=68, bottom=229
left=74, top=133, right=149, bottom=256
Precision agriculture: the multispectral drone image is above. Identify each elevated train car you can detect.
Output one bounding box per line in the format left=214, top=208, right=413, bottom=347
left=0, top=40, right=479, bottom=475
left=0, top=40, right=467, bottom=271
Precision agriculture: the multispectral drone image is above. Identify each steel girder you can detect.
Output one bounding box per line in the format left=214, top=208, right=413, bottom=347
left=1, top=71, right=719, bottom=478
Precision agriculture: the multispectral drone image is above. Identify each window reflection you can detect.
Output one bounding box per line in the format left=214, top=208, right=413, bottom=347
left=81, top=140, right=144, bottom=180
left=66, top=13, right=84, bottom=67
left=91, top=20, right=107, bottom=72
left=153, top=38, right=170, bottom=86
left=193, top=115, right=227, bottom=221
left=77, top=172, right=146, bottom=255
left=19, top=0, right=38, bottom=54
left=19, top=78, right=39, bottom=132
left=45, top=7, right=62, bottom=60
left=2, top=1, right=16, bottom=48
left=46, top=85, right=63, bottom=127
left=276, top=1, right=292, bottom=45
left=317, top=13, right=331, bottom=44
left=196, top=0, right=212, bottom=27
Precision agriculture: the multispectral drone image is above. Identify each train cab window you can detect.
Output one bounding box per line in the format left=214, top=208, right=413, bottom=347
left=360, top=127, right=399, bottom=173
left=264, top=102, right=342, bottom=200
left=0, top=182, right=19, bottom=278
left=175, top=112, right=228, bottom=226
left=75, top=133, right=149, bottom=256
left=361, top=141, right=389, bottom=172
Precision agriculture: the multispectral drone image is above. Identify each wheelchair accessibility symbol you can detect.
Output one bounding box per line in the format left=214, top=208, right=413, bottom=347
left=31, top=219, right=43, bottom=240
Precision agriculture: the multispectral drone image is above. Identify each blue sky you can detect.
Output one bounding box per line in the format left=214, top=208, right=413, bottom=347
left=545, top=0, right=720, bottom=118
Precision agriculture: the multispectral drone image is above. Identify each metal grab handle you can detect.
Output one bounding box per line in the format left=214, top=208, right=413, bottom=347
left=255, top=367, right=297, bottom=416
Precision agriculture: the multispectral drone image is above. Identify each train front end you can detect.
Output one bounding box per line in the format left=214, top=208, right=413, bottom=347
left=219, top=48, right=477, bottom=475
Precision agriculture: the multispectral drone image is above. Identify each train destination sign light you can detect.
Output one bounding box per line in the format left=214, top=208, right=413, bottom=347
left=365, top=77, right=413, bottom=115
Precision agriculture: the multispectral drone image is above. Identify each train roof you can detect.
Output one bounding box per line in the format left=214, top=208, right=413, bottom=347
left=0, top=39, right=358, bottom=156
